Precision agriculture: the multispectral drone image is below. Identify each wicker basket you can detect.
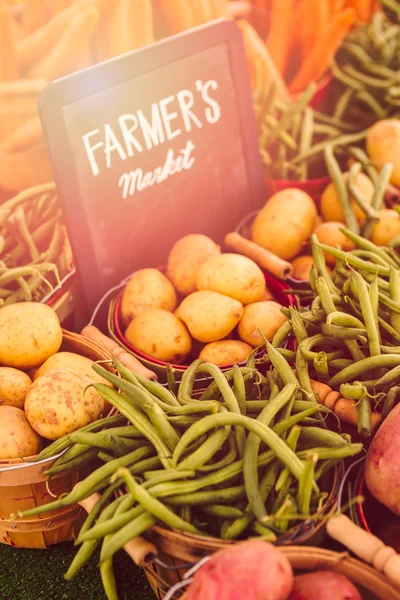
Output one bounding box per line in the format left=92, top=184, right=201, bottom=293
left=141, top=464, right=343, bottom=599
left=0, top=329, right=114, bottom=549
left=174, top=547, right=400, bottom=600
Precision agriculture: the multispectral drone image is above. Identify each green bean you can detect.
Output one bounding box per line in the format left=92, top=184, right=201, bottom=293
left=178, top=359, right=203, bottom=404
left=175, top=422, right=231, bottom=472
left=316, top=276, right=337, bottom=315
left=347, top=184, right=380, bottom=222
left=363, top=163, right=394, bottom=239
left=297, top=444, right=363, bottom=460
left=275, top=426, right=301, bottom=493
left=68, top=432, right=140, bottom=452
left=382, top=386, right=400, bottom=420
left=172, top=412, right=305, bottom=481
left=117, top=467, right=199, bottom=533
left=324, top=145, right=359, bottom=233
left=93, top=386, right=173, bottom=469
left=265, top=342, right=298, bottom=386
left=274, top=495, right=296, bottom=532
left=46, top=448, right=99, bottom=477
left=166, top=364, right=177, bottom=397
left=93, top=366, right=180, bottom=451
left=343, top=64, right=395, bottom=89
left=358, top=396, right=372, bottom=437
left=350, top=272, right=381, bottom=357
left=329, top=355, right=400, bottom=387
left=289, top=307, right=308, bottom=344
left=198, top=431, right=238, bottom=473
left=64, top=496, right=125, bottom=580
left=334, top=87, right=356, bottom=120
left=314, top=242, right=390, bottom=276
left=331, top=59, right=365, bottom=91
left=79, top=504, right=146, bottom=543
left=101, top=511, right=156, bottom=563
left=313, top=352, right=329, bottom=383
left=166, top=485, right=247, bottom=506
left=326, top=312, right=365, bottom=329
left=299, top=107, right=313, bottom=180
left=381, top=345, right=400, bottom=354
left=99, top=556, right=118, bottom=600
left=243, top=383, right=298, bottom=517
left=378, top=314, right=400, bottom=342
left=297, top=454, right=317, bottom=515
left=351, top=250, right=390, bottom=268
left=389, top=267, right=400, bottom=335
left=34, top=415, right=127, bottom=461
left=14, top=446, right=155, bottom=519
left=142, top=469, right=195, bottom=490
left=292, top=401, right=332, bottom=416
left=199, top=505, right=244, bottom=519
left=346, top=147, right=378, bottom=184
left=299, top=426, right=349, bottom=448
left=356, top=91, right=388, bottom=118
left=321, top=323, right=367, bottom=340
left=198, top=362, right=245, bottom=456
left=340, top=382, right=368, bottom=400
left=113, top=358, right=179, bottom=407
left=273, top=407, right=321, bottom=437
left=251, top=522, right=277, bottom=540
left=296, top=350, right=315, bottom=403
left=199, top=366, right=256, bottom=401
left=232, top=363, right=246, bottom=415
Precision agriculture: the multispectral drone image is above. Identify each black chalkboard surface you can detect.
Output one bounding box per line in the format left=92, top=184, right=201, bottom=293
left=39, top=19, right=265, bottom=312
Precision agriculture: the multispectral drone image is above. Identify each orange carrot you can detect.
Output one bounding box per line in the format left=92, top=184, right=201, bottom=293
left=346, top=0, right=373, bottom=22
left=157, top=0, right=195, bottom=33
left=27, top=7, right=100, bottom=80
left=0, top=5, right=19, bottom=81
left=329, top=0, right=346, bottom=14
left=266, top=0, right=294, bottom=76
left=16, top=0, right=97, bottom=68
left=107, top=0, right=154, bottom=58
left=21, top=0, right=48, bottom=35
left=226, top=1, right=252, bottom=19
left=289, top=7, right=357, bottom=93
left=192, top=0, right=213, bottom=25
left=295, top=0, right=329, bottom=57
left=1, top=115, right=42, bottom=152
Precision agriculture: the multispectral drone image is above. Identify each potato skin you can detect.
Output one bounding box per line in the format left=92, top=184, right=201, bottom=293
left=238, top=301, right=287, bottom=347
left=251, top=189, right=317, bottom=260
left=176, top=291, right=243, bottom=343
left=314, top=221, right=356, bottom=265
left=199, top=340, right=253, bottom=366
left=291, top=255, right=314, bottom=281
left=33, top=352, right=111, bottom=387
left=367, top=119, right=400, bottom=187
left=196, top=253, right=266, bottom=305
left=371, top=209, right=400, bottom=246
left=0, top=367, right=32, bottom=409
left=125, top=309, right=192, bottom=364
left=167, top=234, right=221, bottom=296
left=0, top=302, right=62, bottom=370
left=121, top=268, right=177, bottom=326
left=25, top=369, right=104, bottom=440
left=0, top=406, right=43, bottom=459
left=320, top=172, right=374, bottom=225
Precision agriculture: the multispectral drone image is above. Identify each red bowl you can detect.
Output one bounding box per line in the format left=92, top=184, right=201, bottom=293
left=113, top=271, right=297, bottom=372
left=264, top=176, right=330, bottom=205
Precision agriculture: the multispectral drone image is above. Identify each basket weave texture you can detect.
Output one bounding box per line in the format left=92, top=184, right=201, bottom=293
left=0, top=329, right=113, bottom=549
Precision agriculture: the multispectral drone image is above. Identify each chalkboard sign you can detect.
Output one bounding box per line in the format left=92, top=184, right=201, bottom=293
left=39, top=19, right=265, bottom=312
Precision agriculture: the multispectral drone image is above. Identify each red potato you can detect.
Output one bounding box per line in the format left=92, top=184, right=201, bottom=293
left=186, top=540, right=293, bottom=600
left=288, top=570, right=362, bottom=599
left=365, top=401, right=400, bottom=515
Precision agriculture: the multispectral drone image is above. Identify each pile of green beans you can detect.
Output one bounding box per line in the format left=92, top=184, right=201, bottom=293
left=13, top=353, right=362, bottom=600
left=333, top=11, right=400, bottom=129
left=0, top=183, right=72, bottom=305
left=280, top=228, right=400, bottom=436
left=254, top=82, right=367, bottom=181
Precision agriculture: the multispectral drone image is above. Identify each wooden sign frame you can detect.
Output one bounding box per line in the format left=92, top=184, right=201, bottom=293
left=39, top=19, right=265, bottom=312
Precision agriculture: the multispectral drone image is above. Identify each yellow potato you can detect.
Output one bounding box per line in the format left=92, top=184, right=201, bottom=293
left=251, top=189, right=317, bottom=260
left=25, top=369, right=104, bottom=440
left=371, top=209, right=400, bottom=246
left=0, top=406, right=43, bottom=459
left=176, top=291, right=243, bottom=342
left=320, top=172, right=374, bottom=225
left=125, top=309, right=192, bottom=364
left=33, top=352, right=111, bottom=386
left=196, top=253, right=266, bottom=305
left=238, top=301, right=287, bottom=347
left=291, top=255, right=314, bottom=281
left=199, top=340, right=253, bottom=366
left=121, top=268, right=177, bottom=326
left=367, top=119, right=400, bottom=187
left=167, top=234, right=221, bottom=296
left=313, top=221, right=356, bottom=265
left=0, top=367, right=31, bottom=409
left=0, top=302, right=62, bottom=369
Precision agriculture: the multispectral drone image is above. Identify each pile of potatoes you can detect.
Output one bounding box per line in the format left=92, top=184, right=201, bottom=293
left=251, top=135, right=400, bottom=282
left=0, top=302, right=108, bottom=460
left=120, top=235, right=287, bottom=367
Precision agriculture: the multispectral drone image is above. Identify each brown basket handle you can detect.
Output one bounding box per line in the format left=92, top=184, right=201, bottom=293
left=78, top=492, right=157, bottom=567
left=80, top=325, right=157, bottom=380
left=327, top=514, right=400, bottom=589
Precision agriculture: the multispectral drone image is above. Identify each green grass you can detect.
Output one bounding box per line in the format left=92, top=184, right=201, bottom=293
left=0, top=542, right=156, bottom=600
